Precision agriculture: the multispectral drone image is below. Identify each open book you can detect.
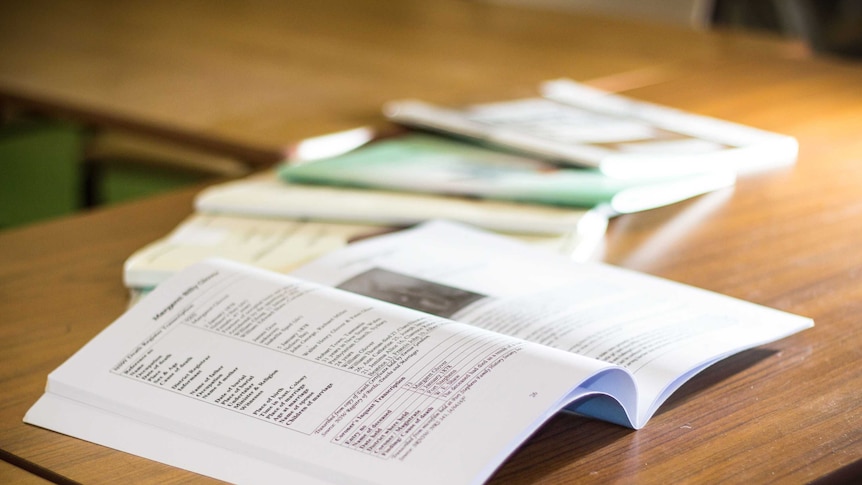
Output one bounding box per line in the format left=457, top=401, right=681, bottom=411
left=25, top=222, right=812, bottom=485
left=385, top=79, right=798, bottom=178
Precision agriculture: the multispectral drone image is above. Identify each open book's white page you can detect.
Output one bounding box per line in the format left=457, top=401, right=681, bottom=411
left=292, top=221, right=813, bottom=427
left=123, top=213, right=389, bottom=289
left=28, top=259, right=624, bottom=485
left=26, top=393, right=330, bottom=485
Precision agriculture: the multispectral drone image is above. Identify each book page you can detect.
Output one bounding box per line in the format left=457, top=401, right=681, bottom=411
left=123, top=213, right=389, bottom=289
left=384, top=79, right=798, bottom=178
left=25, top=393, right=334, bottom=485
left=36, top=259, right=625, bottom=485
left=292, top=221, right=813, bottom=428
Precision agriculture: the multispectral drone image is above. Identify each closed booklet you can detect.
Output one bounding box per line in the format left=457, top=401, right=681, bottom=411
left=196, top=170, right=607, bottom=234
left=279, top=134, right=735, bottom=213
left=25, top=222, right=812, bottom=485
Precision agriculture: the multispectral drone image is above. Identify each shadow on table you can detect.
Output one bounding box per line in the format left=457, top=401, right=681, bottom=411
left=487, top=347, right=777, bottom=484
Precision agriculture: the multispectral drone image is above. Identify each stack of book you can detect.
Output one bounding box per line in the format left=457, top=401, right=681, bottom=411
left=122, top=79, right=797, bottom=298
left=123, top=172, right=611, bottom=298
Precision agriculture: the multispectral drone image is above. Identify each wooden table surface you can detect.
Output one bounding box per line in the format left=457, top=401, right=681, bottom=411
left=1, top=0, right=861, bottom=483
left=1, top=0, right=800, bottom=164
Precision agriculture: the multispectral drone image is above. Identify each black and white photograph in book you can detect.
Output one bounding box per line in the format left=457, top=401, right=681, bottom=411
left=337, top=268, right=487, bottom=319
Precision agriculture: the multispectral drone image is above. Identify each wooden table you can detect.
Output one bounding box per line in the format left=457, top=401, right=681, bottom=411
left=1, top=0, right=861, bottom=483
left=0, top=0, right=799, bottom=165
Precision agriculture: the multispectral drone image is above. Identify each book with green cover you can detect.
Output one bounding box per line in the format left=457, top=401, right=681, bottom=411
left=279, top=134, right=734, bottom=214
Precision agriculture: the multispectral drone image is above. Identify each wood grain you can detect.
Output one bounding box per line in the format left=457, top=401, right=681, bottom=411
left=1, top=0, right=860, bottom=483
left=0, top=0, right=799, bottom=164
left=0, top=457, right=53, bottom=485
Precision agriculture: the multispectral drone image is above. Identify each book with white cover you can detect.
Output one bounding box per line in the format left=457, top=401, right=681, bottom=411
left=195, top=171, right=604, bottom=235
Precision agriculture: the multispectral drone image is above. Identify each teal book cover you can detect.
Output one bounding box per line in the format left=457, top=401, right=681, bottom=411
left=279, top=134, right=734, bottom=213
